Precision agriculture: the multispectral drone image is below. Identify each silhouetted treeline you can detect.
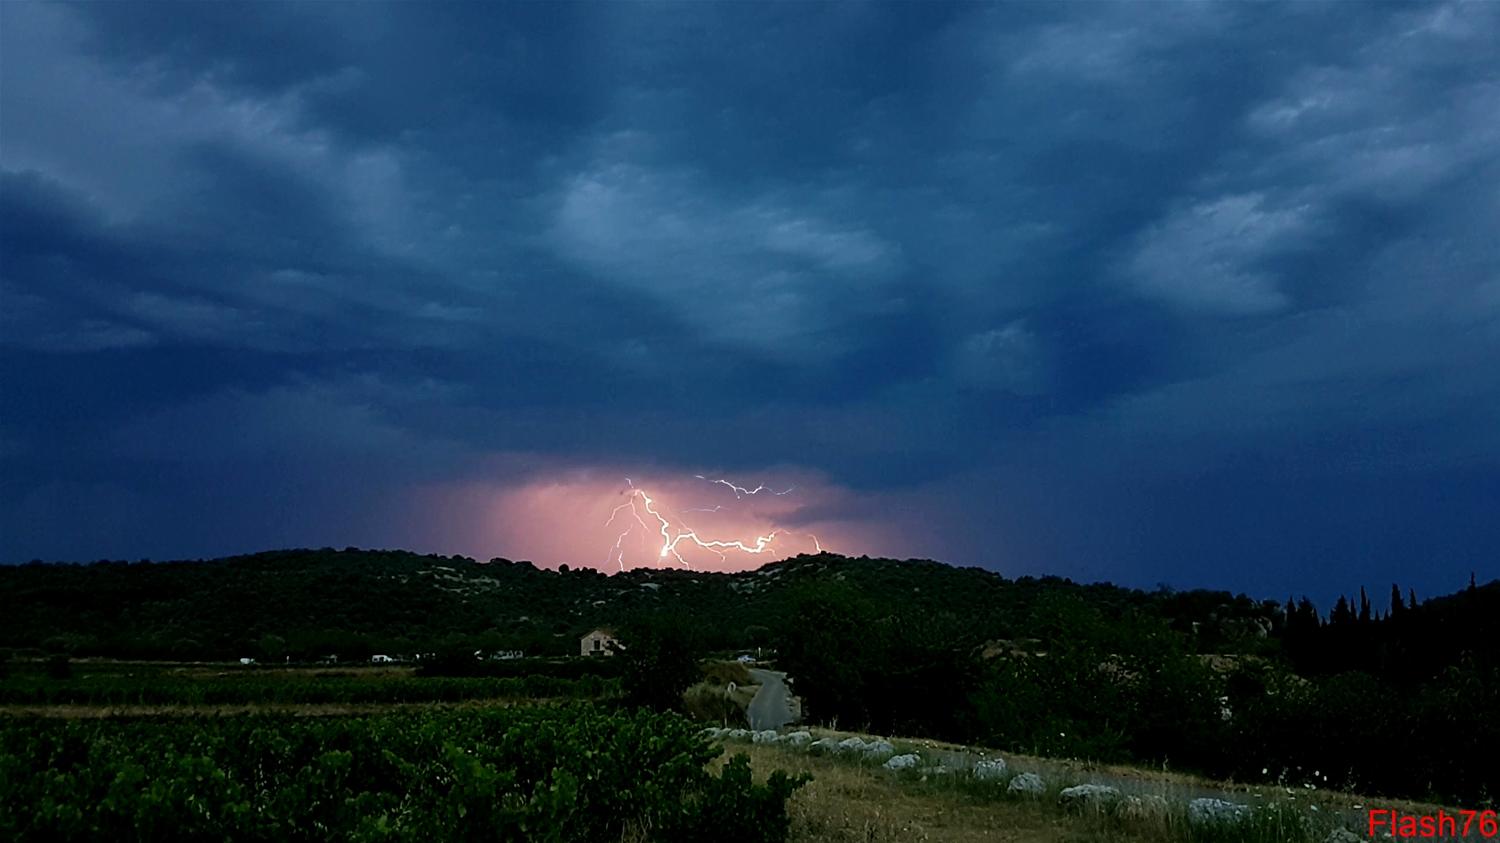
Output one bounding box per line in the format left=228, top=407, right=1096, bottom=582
left=1283, top=577, right=1500, bottom=682
left=0, top=549, right=1285, bottom=661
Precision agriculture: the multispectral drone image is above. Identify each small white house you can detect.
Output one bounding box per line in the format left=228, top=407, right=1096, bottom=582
left=370, top=654, right=395, bottom=664
left=579, top=628, right=619, bottom=657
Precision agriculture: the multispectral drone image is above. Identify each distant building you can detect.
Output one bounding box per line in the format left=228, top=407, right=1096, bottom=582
left=580, top=628, right=619, bottom=657
left=370, top=654, right=395, bottom=663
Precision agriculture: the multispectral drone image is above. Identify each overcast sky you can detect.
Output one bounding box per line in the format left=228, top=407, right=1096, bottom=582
left=2, top=1, right=1497, bottom=602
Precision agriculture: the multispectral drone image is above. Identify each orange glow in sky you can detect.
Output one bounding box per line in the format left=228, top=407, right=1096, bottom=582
left=411, top=462, right=884, bottom=573
left=604, top=478, right=822, bottom=570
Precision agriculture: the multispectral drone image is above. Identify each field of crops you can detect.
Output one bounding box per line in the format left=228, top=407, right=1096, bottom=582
left=0, top=661, right=617, bottom=707
left=0, top=704, right=806, bottom=842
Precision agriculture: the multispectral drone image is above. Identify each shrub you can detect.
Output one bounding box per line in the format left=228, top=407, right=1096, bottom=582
left=683, top=681, right=746, bottom=725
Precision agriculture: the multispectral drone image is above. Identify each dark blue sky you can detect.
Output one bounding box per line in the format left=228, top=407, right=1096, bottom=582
left=2, top=1, right=1497, bottom=602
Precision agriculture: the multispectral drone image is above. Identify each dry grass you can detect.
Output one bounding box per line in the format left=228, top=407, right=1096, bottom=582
left=683, top=660, right=761, bottom=725
left=683, top=682, right=748, bottom=724
left=702, top=660, right=754, bottom=686
left=714, top=730, right=1467, bottom=843
left=721, top=743, right=1160, bottom=843
left=803, top=726, right=1460, bottom=819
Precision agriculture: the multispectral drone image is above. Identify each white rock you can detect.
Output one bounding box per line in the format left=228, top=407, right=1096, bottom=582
left=727, top=728, right=749, bottom=740
left=1008, top=772, right=1045, bottom=795
left=1059, top=784, right=1121, bottom=807
left=808, top=738, right=837, bottom=754
left=1187, top=797, right=1250, bottom=825
left=836, top=736, right=869, bottom=753
left=862, top=739, right=896, bottom=758
left=751, top=729, right=780, bottom=744
left=783, top=730, right=813, bottom=746
left=973, top=758, right=1008, bottom=780
left=883, top=753, right=920, bottom=770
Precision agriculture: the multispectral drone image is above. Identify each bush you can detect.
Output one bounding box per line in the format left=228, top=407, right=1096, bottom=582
left=680, top=755, right=810, bottom=843
left=683, top=681, right=747, bottom=725
left=702, top=660, right=753, bottom=686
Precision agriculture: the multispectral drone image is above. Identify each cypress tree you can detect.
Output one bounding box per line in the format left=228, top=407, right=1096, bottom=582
left=1332, top=595, right=1353, bottom=626
left=1298, top=597, right=1320, bottom=628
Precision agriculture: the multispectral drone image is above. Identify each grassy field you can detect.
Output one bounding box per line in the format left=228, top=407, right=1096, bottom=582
left=728, top=743, right=1158, bottom=842
left=0, top=659, right=617, bottom=712
left=721, top=731, right=1475, bottom=843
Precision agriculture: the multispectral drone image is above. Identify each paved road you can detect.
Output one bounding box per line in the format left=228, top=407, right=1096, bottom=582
left=746, top=668, right=797, bottom=730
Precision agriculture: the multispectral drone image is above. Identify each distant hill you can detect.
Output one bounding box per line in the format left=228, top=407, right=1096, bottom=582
left=2, top=548, right=1492, bottom=674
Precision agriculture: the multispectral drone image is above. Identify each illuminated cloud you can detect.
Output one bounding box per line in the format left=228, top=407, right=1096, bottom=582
left=409, top=465, right=882, bottom=573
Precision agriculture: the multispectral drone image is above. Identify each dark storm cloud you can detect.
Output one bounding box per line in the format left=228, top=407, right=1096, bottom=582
left=2, top=1, right=1497, bottom=600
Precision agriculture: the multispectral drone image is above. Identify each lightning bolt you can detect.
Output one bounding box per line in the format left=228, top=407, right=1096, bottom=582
left=603, top=477, right=821, bottom=571
left=693, top=475, right=794, bottom=498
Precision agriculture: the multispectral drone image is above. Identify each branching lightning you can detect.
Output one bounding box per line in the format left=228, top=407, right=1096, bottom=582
left=603, top=476, right=821, bottom=571
left=693, top=475, right=794, bottom=498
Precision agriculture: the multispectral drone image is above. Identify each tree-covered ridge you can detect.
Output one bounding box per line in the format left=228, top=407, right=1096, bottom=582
left=1, top=549, right=1493, bottom=675
left=0, top=549, right=1265, bottom=660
